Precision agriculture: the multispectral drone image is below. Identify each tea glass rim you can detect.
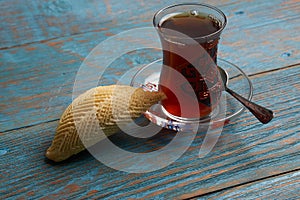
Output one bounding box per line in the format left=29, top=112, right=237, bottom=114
left=153, top=3, right=227, bottom=42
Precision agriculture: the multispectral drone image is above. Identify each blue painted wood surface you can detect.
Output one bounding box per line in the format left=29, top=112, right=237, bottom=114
left=198, top=170, right=300, bottom=199
left=1, top=1, right=299, bottom=132
left=1, top=65, right=299, bottom=199
left=3, top=0, right=299, bottom=48
left=0, top=0, right=300, bottom=199
left=1, top=0, right=300, bottom=132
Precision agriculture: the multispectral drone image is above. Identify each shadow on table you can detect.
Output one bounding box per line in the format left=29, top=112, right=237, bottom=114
left=45, top=115, right=248, bottom=166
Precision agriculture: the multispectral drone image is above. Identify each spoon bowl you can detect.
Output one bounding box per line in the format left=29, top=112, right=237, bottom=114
left=218, top=67, right=274, bottom=124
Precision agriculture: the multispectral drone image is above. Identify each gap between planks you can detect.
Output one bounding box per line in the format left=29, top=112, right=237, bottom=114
left=247, top=63, right=300, bottom=78
left=0, top=27, right=113, bottom=50
left=1, top=62, right=299, bottom=134
left=186, top=167, right=300, bottom=200
left=1, top=5, right=299, bottom=51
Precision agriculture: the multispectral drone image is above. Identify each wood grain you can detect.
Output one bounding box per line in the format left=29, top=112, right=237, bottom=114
left=1, top=1, right=300, bottom=199
left=196, top=170, right=300, bottom=199
left=1, top=0, right=299, bottom=48
left=1, top=5, right=300, bottom=132
left=1, top=66, right=299, bottom=199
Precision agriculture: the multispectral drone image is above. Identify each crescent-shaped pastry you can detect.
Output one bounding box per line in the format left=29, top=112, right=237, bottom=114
left=46, top=85, right=165, bottom=162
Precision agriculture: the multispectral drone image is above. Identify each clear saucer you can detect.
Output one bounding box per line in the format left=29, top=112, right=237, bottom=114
left=130, top=59, right=253, bottom=131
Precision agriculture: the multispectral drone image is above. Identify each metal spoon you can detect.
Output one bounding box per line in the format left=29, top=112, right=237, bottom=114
left=218, top=67, right=274, bottom=124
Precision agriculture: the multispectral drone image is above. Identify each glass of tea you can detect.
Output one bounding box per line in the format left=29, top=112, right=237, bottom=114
left=153, top=3, right=227, bottom=120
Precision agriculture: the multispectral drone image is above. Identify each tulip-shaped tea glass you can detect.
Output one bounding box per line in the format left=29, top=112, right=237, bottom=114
left=154, top=3, right=227, bottom=120
left=131, top=3, right=253, bottom=131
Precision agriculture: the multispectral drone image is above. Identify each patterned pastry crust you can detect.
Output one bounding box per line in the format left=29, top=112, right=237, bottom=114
left=46, top=85, right=165, bottom=162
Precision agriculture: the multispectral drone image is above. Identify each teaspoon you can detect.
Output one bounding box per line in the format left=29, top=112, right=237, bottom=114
left=218, top=67, right=274, bottom=124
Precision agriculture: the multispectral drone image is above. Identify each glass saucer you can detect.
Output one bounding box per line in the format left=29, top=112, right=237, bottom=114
left=130, top=59, right=253, bottom=131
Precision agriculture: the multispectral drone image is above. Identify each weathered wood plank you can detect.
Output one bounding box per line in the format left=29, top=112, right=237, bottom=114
left=1, top=0, right=299, bottom=48
left=197, top=170, right=300, bottom=199
left=1, top=66, right=299, bottom=199
left=1, top=14, right=300, bottom=132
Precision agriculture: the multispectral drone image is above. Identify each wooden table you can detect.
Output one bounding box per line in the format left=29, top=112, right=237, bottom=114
left=1, top=0, right=299, bottom=199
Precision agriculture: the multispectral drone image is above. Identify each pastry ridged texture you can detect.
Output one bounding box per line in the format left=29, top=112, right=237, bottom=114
left=46, top=85, right=165, bottom=162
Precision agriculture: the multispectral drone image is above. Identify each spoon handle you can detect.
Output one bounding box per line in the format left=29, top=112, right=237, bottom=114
left=225, top=88, right=274, bottom=124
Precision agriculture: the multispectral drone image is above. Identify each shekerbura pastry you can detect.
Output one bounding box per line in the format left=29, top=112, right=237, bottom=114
left=46, top=85, right=165, bottom=162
